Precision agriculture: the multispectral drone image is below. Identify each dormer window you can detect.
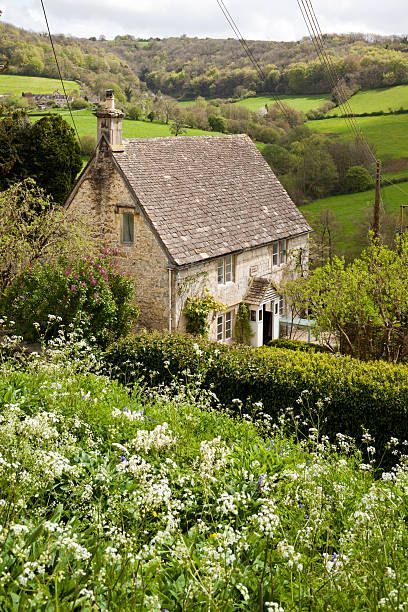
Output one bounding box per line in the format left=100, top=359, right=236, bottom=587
left=121, top=212, right=134, bottom=244
left=217, top=255, right=234, bottom=284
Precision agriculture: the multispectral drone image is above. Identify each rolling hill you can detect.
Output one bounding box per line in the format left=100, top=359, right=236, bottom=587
left=0, top=74, right=80, bottom=96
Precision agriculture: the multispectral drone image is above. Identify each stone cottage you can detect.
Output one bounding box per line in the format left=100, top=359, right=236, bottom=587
left=66, top=90, right=311, bottom=347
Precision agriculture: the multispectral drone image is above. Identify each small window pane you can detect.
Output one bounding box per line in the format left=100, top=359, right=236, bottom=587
left=122, top=213, right=134, bottom=244
left=225, top=312, right=232, bottom=339
left=250, top=310, right=257, bottom=322
left=217, top=315, right=224, bottom=341
left=258, top=309, right=263, bottom=321
left=217, top=261, right=225, bottom=284
left=225, top=256, right=233, bottom=283
left=280, top=239, right=287, bottom=264
left=279, top=296, right=284, bottom=316
left=272, top=241, right=279, bottom=267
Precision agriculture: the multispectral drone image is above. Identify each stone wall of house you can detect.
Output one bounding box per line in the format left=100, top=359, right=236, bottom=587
left=175, top=233, right=309, bottom=341
left=66, top=144, right=171, bottom=331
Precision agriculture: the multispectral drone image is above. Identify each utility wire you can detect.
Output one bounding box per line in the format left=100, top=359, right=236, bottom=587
left=298, top=0, right=408, bottom=203
left=216, top=0, right=292, bottom=120
left=39, top=0, right=82, bottom=148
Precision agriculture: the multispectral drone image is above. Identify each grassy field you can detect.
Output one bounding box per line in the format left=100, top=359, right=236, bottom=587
left=178, top=94, right=331, bottom=113
left=310, top=113, right=408, bottom=176
left=235, top=93, right=331, bottom=113
left=0, top=74, right=80, bottom=95
left=302, top=180, right=408, bottom=258
left=329, top=85, right=408, bottom=116
left=31, top=109, right=220, bottom=139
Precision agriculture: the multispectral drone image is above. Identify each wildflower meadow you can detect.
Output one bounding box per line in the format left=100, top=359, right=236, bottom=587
left=0, top=329, right=407, bottom=611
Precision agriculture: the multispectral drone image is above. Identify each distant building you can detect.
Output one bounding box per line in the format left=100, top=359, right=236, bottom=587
left=22, top=90, right=73, bottom=109
left=66, top=90, right=311, bottom=347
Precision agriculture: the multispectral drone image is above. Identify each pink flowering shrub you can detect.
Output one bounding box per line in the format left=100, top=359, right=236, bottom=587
left=0, top=257, right=138, bottom=346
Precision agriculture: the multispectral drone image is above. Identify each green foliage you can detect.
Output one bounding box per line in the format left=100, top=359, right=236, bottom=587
left=345, top=165, right=375, bottom=192
left=283, top=236, right=408, bottom=362
left=261, top=143, right=295, bottom=175
left=1, top=256, right=138, bottom=347
left=0, top=112, right=82, bottom=202
left=27, top=114, right=82, bottom=202
left=0, top=179, right=95, bottom=292
left=208, top=114, right=227, bottom=133
left=183, top=291, right=224, bottom=337
left=106, top=332, right=408, bottom=459
left=234, top=303, right=253, bottom=345
left=80, top=133, right=96, bottom=156
left=268, top=338, right=330, bottom=353
left=0, top=366, right=407, bottom=609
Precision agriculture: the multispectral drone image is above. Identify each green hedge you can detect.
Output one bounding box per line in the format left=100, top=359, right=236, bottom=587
left=105, top=332, right=408, bottom=457
left=268, top=338, right=330, bottom=353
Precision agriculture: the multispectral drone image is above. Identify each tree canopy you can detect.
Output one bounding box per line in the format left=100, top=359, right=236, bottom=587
left=0, top=113, right=82, bottom=202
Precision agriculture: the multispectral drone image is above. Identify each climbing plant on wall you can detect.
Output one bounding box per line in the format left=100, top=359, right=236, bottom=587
left=183, top=290, right=225, bottom=337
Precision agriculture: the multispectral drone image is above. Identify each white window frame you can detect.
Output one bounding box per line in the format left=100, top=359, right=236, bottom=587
left=216, top=311, right=233, bottom=341
left=121, top=212, right=134, bottom=245
left=217, top=255, right=234, bottom=285
left=272, top=239, right=287, bottom=267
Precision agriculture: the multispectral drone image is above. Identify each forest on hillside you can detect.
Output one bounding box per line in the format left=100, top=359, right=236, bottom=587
left=1, top=20, right=408, bottom=100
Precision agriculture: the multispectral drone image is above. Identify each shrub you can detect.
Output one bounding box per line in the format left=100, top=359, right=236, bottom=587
left=106, top=332, right=408, bottom=458
left=268, top=338, right=330, bottom=353
left=1, top=256, right=138, bottom=347
left=345, top=165, right=375, bottom=193
left=208, top=114, right=227, bottom=133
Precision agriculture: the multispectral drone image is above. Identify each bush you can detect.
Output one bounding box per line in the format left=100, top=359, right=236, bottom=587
left=345, top=165, right=374, bottom=193
left=208, top=114, right=227, bottom=133
left=1, top=256, right=139, bottom=347
left=106, top=332, right=408, bottom=458
left=268, top=338, right=330, bottom=353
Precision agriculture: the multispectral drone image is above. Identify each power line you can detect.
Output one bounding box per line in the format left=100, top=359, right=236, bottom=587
left=39, top=0, right=82, bottom=148
left=216, top=0, right=293, bottom=120
left=297, top=0, right=408, bottom=206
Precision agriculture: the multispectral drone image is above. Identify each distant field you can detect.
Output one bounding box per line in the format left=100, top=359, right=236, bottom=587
left=0, top=74, right=80, bottom=95
left=329, top=85, right=408, bottom=116
left=235, top=94, right=331, bottom=113
left=30, top=109, right=220, bottom=139
left=302, top=180, right=408, bottom=258
left=178, top=94, right=331, bottom=113
left=310, top=113, right=408, bottom=169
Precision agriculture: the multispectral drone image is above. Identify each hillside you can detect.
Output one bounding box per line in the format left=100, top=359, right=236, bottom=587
left=301, top=180, right=408, bottom=257
left=1, top=20, right=408, bottom=100
left=0, top=74, right=79, bottom=96
left=0, top=348, right=407, bottom=608
left=328, top=85, right=408, bottom=116
left=310, top=113, right=408, bottom=178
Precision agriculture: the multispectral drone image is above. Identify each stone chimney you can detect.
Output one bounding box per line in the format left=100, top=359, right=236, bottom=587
left=95, top=89, right=124, bottom=151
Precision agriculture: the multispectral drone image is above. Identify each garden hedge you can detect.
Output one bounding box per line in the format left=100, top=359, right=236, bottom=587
left=105, top=332, right=408, bottom=457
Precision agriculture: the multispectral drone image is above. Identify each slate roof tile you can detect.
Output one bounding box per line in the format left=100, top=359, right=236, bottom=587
left=113, top=134, right=311, bottom=266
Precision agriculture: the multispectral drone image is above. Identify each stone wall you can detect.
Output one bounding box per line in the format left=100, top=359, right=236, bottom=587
left=175, top=233, right=309, bottom=341
left=66, top=143, right=171, bottom=331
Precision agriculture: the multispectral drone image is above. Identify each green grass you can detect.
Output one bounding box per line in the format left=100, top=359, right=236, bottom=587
left=235, top=93, right=331, bottom=113
left=302, top=180, right=408, bottom=257
left=0, top=74, right=80, bottom=96
left=178, top=94, right=331, bottom=113
left=310, top=113, right=408, bottom=173
left=330, top=85, right=408, bottom=116
left=31, top=109, right=220, bottom=139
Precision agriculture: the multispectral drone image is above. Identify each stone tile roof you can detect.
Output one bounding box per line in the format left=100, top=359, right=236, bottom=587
left=244, top=277, right=279, bottom=306
left=113, top=135, right=311, bottom=266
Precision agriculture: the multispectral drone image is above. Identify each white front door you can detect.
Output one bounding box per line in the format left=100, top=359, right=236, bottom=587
left=272, top=299, right=280, bottom=340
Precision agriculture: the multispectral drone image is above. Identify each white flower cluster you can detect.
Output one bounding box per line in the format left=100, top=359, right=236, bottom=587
left=131, top=423, right=176, bottom=454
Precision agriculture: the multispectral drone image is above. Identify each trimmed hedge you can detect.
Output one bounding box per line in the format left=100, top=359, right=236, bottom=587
left=268, top=338, right=330, bottom=353
left=105, top=332, right=408, bottom=457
